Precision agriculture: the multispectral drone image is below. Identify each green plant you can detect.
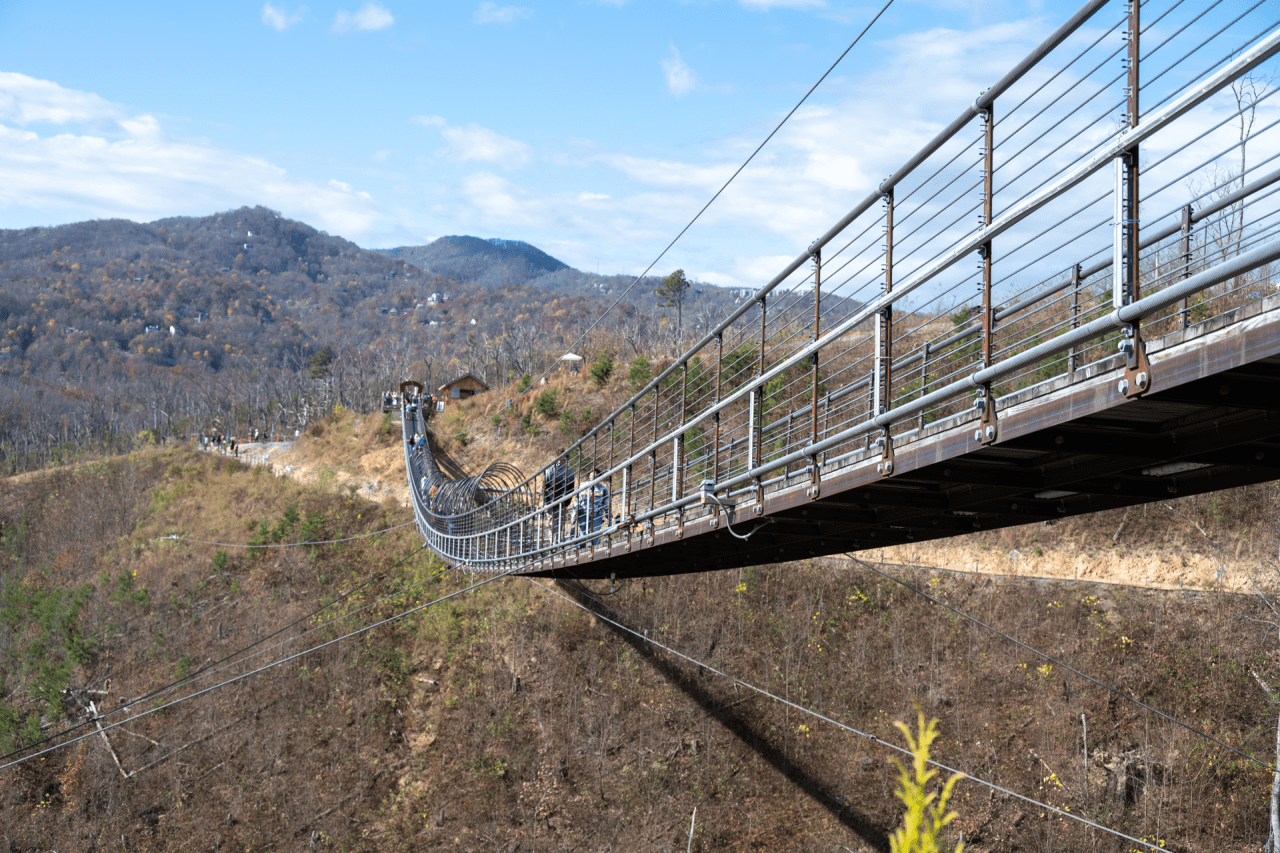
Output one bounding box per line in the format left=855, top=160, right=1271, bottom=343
left=763, top=372, right=789, bottom=409
left=889, top=710, right=965, bottom=853
left=0, top=579, right=95, bottom=752
left=517, top=373, right=532, bottom=392
left=212, top=549, right=229, bottom=572
left=628, top=357, right=652, bottom=390
left=248, top=518, right=272, bottom=548
left=113, top=570, right=150, bottom=608
left=588, top=352, right=614, bottom=387
left=559, top=409, right=576, bottom=436
left=720, top=343, right=758, bottom=385
left=534, top=389, right=560, bottom=418
left=300, top=509, right=324, bottom=546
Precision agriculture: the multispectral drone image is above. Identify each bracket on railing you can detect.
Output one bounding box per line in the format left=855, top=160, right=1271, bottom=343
left=1119, top=331, right=1151, bottom=398
left=875, top=429, right=895, bottom=476
left=974, top=387, right=998, bottom=446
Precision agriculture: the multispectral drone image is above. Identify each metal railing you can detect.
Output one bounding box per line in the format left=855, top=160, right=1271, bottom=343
left=405, top=0, right=1280, bottom=572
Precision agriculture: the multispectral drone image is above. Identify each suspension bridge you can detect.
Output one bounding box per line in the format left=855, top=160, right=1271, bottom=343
left=404, top=0, right=1280, bottom=579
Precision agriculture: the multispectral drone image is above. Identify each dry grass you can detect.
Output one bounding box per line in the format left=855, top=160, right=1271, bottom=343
left=4, top=423, right=1278, bottom=851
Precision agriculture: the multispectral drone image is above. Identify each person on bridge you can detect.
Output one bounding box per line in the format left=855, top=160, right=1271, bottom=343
left=542, top=452, right=575, bottom=543
left=587, top=468, right=610, bottom=547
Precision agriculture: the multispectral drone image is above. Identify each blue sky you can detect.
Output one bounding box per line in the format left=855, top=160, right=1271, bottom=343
left=0, top=1, right=1090, bottom=288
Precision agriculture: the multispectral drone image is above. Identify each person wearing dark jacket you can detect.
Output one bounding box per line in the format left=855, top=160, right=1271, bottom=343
left=542, top=452, right=575, bottom=543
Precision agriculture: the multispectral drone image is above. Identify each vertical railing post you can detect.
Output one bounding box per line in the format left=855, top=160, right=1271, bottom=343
left=873, top=189, right=896, bottom=465
left=649, top=387, right=659, bottom=519
left=1068, top=263, right=1082, bottom=377
left=674, top=362, right=687, bottom=505
left=874, top=191, right=894, bottom=420
left=625, top=402, right=636, bottom=526
left=713, top=332, right=723, bottom=484
left=1179, top=203, right=1194, bottom=328
left=754, top=295, right=766, bottom=508
left=749, top=385, right=761, bottom=507
left=1116, top=0, right=1150, bottom=397
left=809, top=248, right=822, bottom=494
left=606, top=419, right=616, bottom=540
left=976, top=99, right=998, bottom=445
left=917, top=341, right=930, bottom=432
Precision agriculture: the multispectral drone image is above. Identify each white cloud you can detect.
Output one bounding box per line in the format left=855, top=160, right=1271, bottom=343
left=333, top=2, right=393, bottom=32
left=415, top=116, right=530, bottom=167
left=0, top=72, right=122, bottom=128
left=442, top=125, right=530, bottom=166
left=475, top=2, right=532, bottom=24
left=261, top=3, right=305, bottom=31
left=460, top=172, right=536, bottom=225
left=0, top=76, right=392, bottom=244
left=662, top=46, right=698, bottom=97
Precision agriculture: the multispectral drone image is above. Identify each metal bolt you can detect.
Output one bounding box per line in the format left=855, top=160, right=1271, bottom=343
left=974, top=397, right=986, bottom=412
left=984, top=426, right=996, bottom=440
left=1135, top=371, right=1148, bottom=389
left=974, top=429, right=983, bottom=442
left=1117, top=379, right=1129, bottom=395
left=884, top=460, right=894, bottom=474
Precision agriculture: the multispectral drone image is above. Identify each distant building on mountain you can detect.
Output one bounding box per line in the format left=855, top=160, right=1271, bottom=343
left=437, top=373, right=489, bottom=406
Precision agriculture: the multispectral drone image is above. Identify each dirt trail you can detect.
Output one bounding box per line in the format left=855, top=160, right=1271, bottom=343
left=228, top=422, right=1272, bottom=595
left=867, top=535, right=1260, bottom=594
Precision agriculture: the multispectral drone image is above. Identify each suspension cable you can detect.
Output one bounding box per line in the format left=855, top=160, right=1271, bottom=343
left=164, top=520, right=418, bottom=549
left=425, top=0, right=898, bottom=440
left=531, top=577, right=1166, bottom=852
left=849, top=555, right=1276, bottom=773
left=0, top=542, right=433, bottom=765
left=0, top=566, right=517, bottom=773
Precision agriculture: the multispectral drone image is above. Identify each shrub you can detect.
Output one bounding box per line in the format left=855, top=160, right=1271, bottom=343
left=889, top=710, right=965, bottom=853
left=721, top=343, right=758, bottom=384
left=517, top=373, right=532, bottom=392
left=534, top=390, right=560, bottom=418
left=300, top=509, right=324, bottom=544
left=0, top=579, right=95, bottom=749
left=628, top=357, right=652, bottom=391
left=588, top=353, right=614, bottom=387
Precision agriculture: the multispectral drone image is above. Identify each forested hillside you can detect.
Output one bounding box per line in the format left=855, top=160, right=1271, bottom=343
left=375, top=235, right=759, bottom=324
left=0, top=411, right=1277, bottom=851
left=0, top=205, right=857, bottom=479
left=0, top=208, right=648, bottom=472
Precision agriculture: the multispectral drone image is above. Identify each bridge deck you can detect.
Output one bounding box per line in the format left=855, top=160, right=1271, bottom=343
left=400, top=1, right=1280, bottom=580
left=532, top=296, right=1280, bottom=578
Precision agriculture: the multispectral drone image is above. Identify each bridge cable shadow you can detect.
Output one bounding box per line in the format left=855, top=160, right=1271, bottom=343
left=552, top=579, right=891, bottom=851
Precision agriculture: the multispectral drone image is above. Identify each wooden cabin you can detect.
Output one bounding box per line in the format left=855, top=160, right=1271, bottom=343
left=437, top=373, right=490, bottom=407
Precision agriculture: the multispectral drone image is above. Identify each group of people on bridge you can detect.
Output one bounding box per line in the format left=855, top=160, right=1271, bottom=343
left=543, top=453, right=612, bottom=547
